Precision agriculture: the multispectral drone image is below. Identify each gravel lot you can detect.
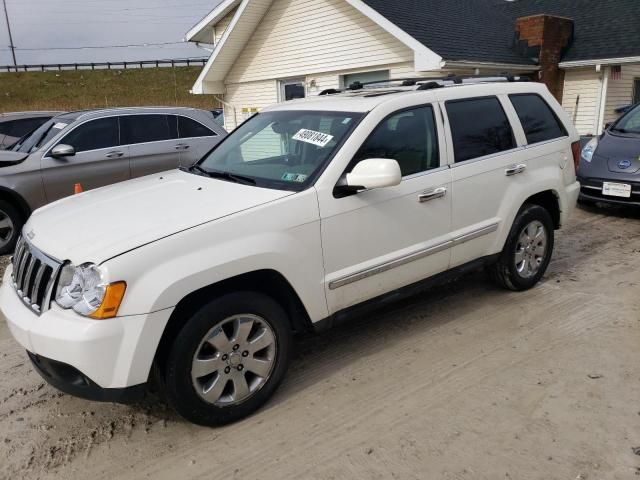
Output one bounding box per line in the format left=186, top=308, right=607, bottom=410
left=1, top=205, right=639, bottom=480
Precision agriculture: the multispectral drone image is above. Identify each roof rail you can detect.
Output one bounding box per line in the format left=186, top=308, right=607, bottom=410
left=318, top=74, right=531, bottom=96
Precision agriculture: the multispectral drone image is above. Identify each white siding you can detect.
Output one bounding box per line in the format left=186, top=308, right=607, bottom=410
left=213, top=8, right=238, bottom=45
left=225, top=0, right=414, bottom=84
left=224, top=79, right=279, bottom=130
left=604, top=63, right=640, bottom=125
left=562, top=68, right=602, bottom=136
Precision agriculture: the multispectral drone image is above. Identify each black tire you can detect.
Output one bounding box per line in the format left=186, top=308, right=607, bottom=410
left=489, top=203, right=555, bottom=291
left=0, top=200, right=23, bottom=256
left=163, top=291, right=292, bottom=426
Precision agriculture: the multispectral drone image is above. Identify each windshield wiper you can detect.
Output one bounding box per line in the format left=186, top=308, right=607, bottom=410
left=611, top=127, right=640, bottom=134
left=186, top=164, right=256, bottom=185
left=183, top=164, right=210, bottom=177
left=207, top=169, right=256, bottom=185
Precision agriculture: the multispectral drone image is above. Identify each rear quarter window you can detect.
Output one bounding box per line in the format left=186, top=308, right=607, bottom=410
left=446, top=96, right=516, bottom=163
left=509, top=94, right=567, bottom=144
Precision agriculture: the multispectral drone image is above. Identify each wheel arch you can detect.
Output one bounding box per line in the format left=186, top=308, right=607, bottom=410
left=0, top=186, right=31, bottom=223
left=152, top=269, right=312, bottom=373
left=522, top=189, right=560, bottom=229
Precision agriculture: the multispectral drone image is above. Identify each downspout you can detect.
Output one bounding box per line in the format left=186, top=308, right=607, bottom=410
left=595, top=65, right=609, bottom=135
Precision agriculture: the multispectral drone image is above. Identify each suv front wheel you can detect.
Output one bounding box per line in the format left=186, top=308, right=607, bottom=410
left=490, top=203, right=555, bottom=291
left=163, top=291, right=292, bottom=426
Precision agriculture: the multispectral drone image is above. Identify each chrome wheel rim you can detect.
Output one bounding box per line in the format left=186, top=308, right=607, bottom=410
left=191, top=314, right=277, bottom=407
left=514, top=220, right=547, bottom=278
left=0, top=210, right=14, bottom=249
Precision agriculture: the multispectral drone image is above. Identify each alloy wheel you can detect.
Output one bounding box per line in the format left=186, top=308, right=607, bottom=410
left=0, top=210, right=14, bottom=249
left=191, top=314, right=277, bottom=406
left=514, top=220, right=547, bottom=278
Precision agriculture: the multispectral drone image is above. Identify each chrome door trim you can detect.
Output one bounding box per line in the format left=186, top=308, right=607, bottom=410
left=451, top=223, right=499, bottom=246
left=328, top=222, right=499, bottom=290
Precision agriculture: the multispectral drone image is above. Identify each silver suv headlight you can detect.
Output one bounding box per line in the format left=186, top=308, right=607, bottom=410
left=55, top=263, right=126, bottom=319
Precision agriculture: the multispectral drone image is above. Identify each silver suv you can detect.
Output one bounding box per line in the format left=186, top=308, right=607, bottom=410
left=0, top=107, right=226, bottom=254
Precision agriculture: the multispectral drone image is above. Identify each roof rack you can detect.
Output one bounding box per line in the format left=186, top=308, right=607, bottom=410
left=318, top=74, right=530, bottom=95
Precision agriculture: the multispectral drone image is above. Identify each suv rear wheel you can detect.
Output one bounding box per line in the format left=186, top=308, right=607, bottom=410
left=163, top=292, right=292, bottom=426
left=0, top=200, right=22, bottom=256
left=490, top=203, right=554, bottom=291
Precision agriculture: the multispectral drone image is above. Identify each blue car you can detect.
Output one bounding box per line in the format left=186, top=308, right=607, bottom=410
left=578, top=103, right=640, bottom=206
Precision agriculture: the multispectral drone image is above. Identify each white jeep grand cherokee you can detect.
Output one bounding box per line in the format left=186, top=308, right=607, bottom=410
left=1, top=77, right=580, bottom=426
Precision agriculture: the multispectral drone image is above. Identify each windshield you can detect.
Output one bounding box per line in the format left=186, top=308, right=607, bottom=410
left=196, top=110, right=363, bottom=190
left=10, top=119, right=70, bottom=153
left=612, top=104, right=640, bottom=134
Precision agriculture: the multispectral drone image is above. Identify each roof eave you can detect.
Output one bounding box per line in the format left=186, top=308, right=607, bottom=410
left=559, top=56, right=640, bottom=68
left=443, top=60, right=540, bottom=71
left=185, top=0, right=242, bottom=43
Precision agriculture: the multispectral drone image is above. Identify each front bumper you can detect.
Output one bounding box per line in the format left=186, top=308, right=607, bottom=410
left=577, top=176, right=640, bottom=206
left=28, top=352, right=145, bottom=403
left=0, top=265, right=174, bottom=392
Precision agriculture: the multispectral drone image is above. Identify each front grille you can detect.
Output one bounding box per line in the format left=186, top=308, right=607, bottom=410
left=580, top=177, right=640, bottom=203
left=11, top=236, right=62, bottom=315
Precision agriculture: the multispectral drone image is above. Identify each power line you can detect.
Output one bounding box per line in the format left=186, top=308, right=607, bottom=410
left=14, top=41, right=192, bottom=51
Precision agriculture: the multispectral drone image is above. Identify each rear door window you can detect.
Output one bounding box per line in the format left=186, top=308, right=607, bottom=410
left=58, top=117, right=119, bottom=153
left=178, top=116, right=216, bottom=138
left=120, top=115, right=173, bottom=145
left=509, top=94, right=567, bottom=144
left=446, top=97, right=516, bottom=163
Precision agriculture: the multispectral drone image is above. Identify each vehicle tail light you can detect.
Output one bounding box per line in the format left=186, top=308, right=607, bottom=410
left=571, top=141, right=581, bottom=174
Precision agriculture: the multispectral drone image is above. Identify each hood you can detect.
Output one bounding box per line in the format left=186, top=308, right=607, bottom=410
left=26, top=170, right=294, bottom=264
left=597, top=131, right=640, bottom=174
left=0, top=150, right=29, bottom=166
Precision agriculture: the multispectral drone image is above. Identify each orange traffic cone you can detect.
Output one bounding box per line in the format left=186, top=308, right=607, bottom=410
left=74, top=183, right=83, bottom=194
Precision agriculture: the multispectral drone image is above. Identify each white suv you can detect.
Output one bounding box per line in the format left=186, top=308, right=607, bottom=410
left=0, top=77, right=581, bottom=426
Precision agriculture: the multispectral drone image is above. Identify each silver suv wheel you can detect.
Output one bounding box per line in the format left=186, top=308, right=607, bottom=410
left=514, top=220, right=548, bottom=279
left=191, top=314, right=277, bottom=406
left=0, top=209, right=14, bottom=249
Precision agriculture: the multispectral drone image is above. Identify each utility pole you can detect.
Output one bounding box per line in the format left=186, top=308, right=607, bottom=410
left=2, top=0, right=17, bottom=69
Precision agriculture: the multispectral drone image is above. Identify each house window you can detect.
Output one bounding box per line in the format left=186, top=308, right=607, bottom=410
left=634, top=78, right=640, bottom=105
left=342, top=70, right=390, bottom=89
left=279, top=78, right=306, bottom=102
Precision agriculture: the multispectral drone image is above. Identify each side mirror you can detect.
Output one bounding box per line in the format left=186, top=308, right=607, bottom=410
left=604, top=122, right=612, bottom=130
left=335, top=158, right=402, bottom=197
left=50, top=144, right=75, bottom=158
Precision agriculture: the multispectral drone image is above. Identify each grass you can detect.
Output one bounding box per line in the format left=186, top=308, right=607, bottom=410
left=0, top=67, right=220, bottom=112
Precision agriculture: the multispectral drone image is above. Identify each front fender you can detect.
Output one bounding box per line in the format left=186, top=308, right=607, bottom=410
left=102, top=190, right=328, bottom=323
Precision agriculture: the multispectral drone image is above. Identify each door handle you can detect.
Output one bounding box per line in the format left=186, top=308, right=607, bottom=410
left=418, top=186, right=447, bottom=203
left=505, top=164, right=526, bottom=176
left=174, top=144, right=190, bottom=151
left=105, top=151, right=124, bottom=158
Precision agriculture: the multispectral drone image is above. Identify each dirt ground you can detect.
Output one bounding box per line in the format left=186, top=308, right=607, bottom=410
left=0, top=204, right=639, bottom=480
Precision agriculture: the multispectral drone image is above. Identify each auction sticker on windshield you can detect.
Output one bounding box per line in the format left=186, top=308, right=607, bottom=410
left=292, top=129, right=334, bottom=147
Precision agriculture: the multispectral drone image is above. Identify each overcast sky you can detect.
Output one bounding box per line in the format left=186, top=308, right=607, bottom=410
left=0, top=0, right=221, bottom=66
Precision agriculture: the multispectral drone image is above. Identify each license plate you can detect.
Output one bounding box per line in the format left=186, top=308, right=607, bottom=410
left=602, top=182, right=632, bottom=198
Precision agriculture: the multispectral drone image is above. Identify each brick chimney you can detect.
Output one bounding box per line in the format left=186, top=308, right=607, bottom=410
left=514, top=15, right=574, bottom=102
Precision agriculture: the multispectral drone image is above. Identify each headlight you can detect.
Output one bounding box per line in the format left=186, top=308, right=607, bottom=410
left=55, top=263, right=126, bottom=319
left=581, top=137, right=598, bottom=163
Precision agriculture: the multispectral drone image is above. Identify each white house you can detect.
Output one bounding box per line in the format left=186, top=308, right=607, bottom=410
left=186, top=0, right=640, bottom=134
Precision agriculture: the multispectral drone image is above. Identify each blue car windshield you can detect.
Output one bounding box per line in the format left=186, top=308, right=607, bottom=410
left=612, top=104, right=640, bottom=134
